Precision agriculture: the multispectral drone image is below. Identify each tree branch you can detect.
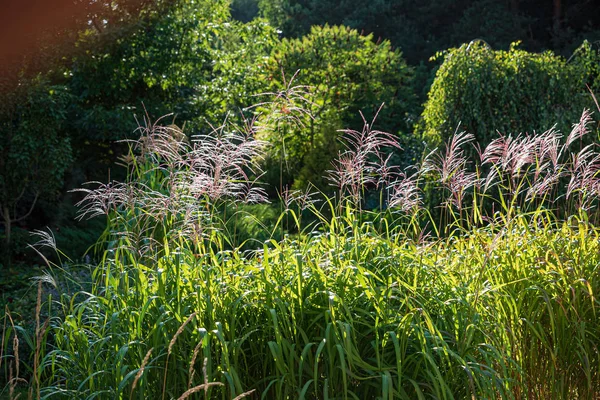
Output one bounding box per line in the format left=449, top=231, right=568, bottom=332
left=14, top=185, right=27, bottom=205
left=91, top=15, right=104, bottom=34
left=13, top=191, right=39, bottom=223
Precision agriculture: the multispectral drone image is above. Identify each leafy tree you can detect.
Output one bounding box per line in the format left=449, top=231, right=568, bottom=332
left=255, top=24, right=415, bottom=192
left=257, top=0, right=600, bottom=64
left=0, top=0, right=235, bottom=261
left=419, top=41, right=600, bottom=155
left=0, top=78, right=73, bottom=265
left=68, top=0, right=231, bottom=144
left=204, top=18, right=279, bottom=126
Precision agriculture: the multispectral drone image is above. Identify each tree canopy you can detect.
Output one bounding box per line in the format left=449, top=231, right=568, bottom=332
left=255, top=0, right=600, bottom=63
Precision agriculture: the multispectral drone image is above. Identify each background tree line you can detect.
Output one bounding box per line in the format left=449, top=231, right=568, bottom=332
left=0, top=0, right=599, bottom=265
left=252, top=0, right=600, bottom=63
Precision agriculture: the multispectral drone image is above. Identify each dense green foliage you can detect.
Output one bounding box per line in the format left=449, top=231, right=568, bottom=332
left=4, top=114, right=600, bottom=398
left=256, top=0, right=600, bottom=63
left=1, top=0, right=600, bottom=262
left=0, top=78, right=73, bottom=264
left=419, top=41, right=600, bottom=153
left=2, top=2, right=600, bottom=397
left=255, top=25, right=415, bottom=191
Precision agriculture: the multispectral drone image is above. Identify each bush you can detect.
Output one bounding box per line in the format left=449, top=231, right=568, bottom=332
left=255, top=24, right=416, bottom=193
left=419, top=41, right=600, bottom=155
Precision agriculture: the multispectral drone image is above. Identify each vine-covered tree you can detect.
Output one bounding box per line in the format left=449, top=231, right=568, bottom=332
left=419, top=41, right=600, bottom=155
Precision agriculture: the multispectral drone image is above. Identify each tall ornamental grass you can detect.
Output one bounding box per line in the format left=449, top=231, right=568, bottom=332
left=2, top=105, right=600, bottom=399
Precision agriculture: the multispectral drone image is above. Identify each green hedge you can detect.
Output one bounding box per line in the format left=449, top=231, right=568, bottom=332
left=419, top=41, right=600, bottom=154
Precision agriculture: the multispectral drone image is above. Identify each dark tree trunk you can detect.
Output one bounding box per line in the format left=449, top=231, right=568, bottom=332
left=510, top=0, right=519, bottom=13
left=553, top=0, right=562, bottom=32
left=2, top=206, right=11, bottom=268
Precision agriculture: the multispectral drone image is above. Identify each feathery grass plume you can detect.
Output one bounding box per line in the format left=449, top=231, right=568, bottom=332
left=375, top=152, right=401, bottom=188
left=533, top=127, right=561, bottom=170
left=238, top=181, right=269, bottom=204
left=187, top=122, right=267, bottom=202
left=280, top=186, right=300, bottom=211
left=131, top=111, right=188, bottom=166
left=187, top=342, right=202, bottom=389
left=130, top=347, right=153, bottom=396
left=74, top=115, right=269, bottom=261
left=566, top=145, right=600, bottom=208
left=328, top=106, right=402, bottom=205
left=176, top=382, right=224, bottom=400
left=566, top=109, right=593, bottom=147
left=280, top=185, right=318, bottom=212
left=526, top=170, right=564, bottom=201
left=328, top=151, right=365, bottom=204
left=162, top=313, right=197, bottom=400
left=482, top=133, right=519, bottom=172
left=249, top=69, right=315, bottom=195
left=389, top=172, right=422, bottom=213
left=73, top=181, right=132, bottom=220
left=480, top=132, right=549, bottom=207
left=338, top=107, right=402, bottom=155
left=250, top=69, right=315, bottom=131
left=482, top=133, right=531, bottom=177
left=426, top=129, right=476, bottom=210
left=29, top=229, right=57, bottom=251
left=524, top=128, right=565, bottom=200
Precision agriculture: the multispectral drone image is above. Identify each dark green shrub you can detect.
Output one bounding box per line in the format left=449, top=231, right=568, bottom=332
left=256, top=24, right=416, bottom=192
left=419, top=41, right=600, bottom=155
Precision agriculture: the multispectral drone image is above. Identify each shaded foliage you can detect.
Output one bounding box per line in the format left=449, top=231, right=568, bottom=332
left=0, top=78, right=73, bottom=263
left=256, top=0, right=600, bottom=64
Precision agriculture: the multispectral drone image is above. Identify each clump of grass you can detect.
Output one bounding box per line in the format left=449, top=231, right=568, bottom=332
left=3, top=103, right=600, bottom=399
